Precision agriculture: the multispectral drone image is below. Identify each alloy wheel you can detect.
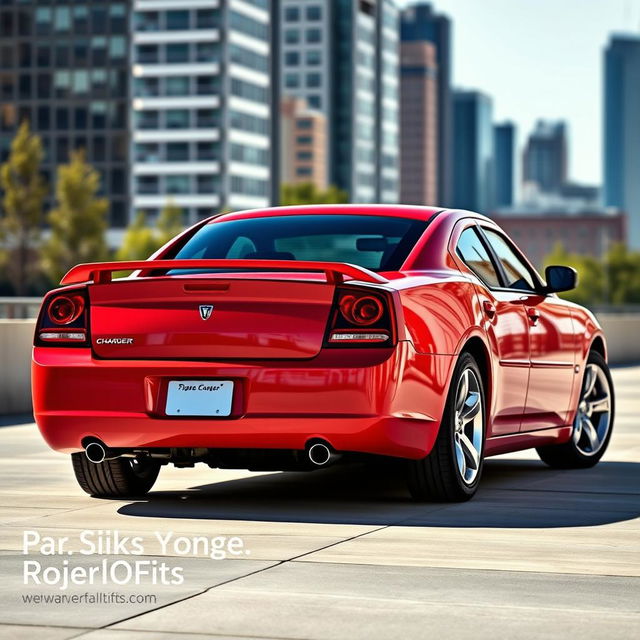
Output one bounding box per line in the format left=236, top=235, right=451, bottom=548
left=573, top=363, right=612, bottom=456
left=453, top=368, right=483, bottom=484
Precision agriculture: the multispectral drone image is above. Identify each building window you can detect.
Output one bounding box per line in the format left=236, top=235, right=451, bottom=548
left=297, top=151, right=313, bottom=161
left=196, top=109, right=217, bottom=128
left=109, top=37, right=126, bottom=60
left=306, top=28, right=321, bottom=44
left=54, top=7, right=71, bottom=32
left=196, top=175, right=216, bottom=194
left=167, top=142, right=189, bottom=161
left=196, top=9, right=217, bottom=29
left=196, top=76, right=217, bottom=95
left=296, top=167, right=312, bottom=177
left=166, top=10, right=190, bottom=31
left=166, top=175, right=190, bottom=194
left=166, top=109, right=190, bottom=129
left=284, top=29, right=299, bottom=44
left=135, top=143, right=160, bottom=163
left=285, top=73, right=299, bottom=89
left=195, top=42, right=218, bottom=63
left=196, top=142, right=217, bottom=161
left=137, top=110, right=159, bottom=129
left=296, top=136, right=312, bottom=145
left=137, top=45, right=159, bottom=64
left=307, top=95, right=322, bottom=109
left=135, top=77, right=159, bottom=97
left=284, top=7, right=300, bottom=21
left=306, top=6, right=322, bottom=21
left=166, top=43, right=189, bottom=63
left=135, top=11, right=160, bottom=32
left=72, top=71, right=89, bottom=95
left=137, top=176, right=159, bottom=195
left=230, top=11, right=268, bottom=40
left=90, top=102, right=107, bottom=128
left=297, top=119, right=313, bottom=130
left=306, top=73, right=321, bottom=88
left=306, top=50, right=321, bottom=66
left=285, top=51, right=299, bottom=66
left=35, top=7, right=52, bottom=36
left=166, top=76, right=189, bottom=96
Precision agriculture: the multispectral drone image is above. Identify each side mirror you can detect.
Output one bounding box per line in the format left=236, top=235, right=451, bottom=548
left=544, top=265, right=578, bottom=293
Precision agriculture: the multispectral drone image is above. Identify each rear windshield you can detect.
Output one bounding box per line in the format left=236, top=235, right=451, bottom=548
left=169, top=215, right=428, bottom=272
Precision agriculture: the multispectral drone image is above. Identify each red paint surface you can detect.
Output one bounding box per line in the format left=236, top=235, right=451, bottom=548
left=32, top=205, right=606, bottom=460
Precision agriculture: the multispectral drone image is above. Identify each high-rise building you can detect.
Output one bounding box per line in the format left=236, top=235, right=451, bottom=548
left=279, top=0, right=399, bottom=203
left=399, top=40, right=438, bottom=205
left=0, top=0, right=132, bottom=227
left=280, top=96, right=327, bottom=189
left=400, top=3, right=452, bottom=205
left=604, top=34, right=640, bottom=248
left=132, top=0, right=272, bottom=225
left=494, top=122, right=516, bottom=209
left=522, top=120, right=567, bottom=195
left=452, top=90, right=494, bottom=213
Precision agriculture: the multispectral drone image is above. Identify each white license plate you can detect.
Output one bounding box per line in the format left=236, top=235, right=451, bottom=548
left=165, top=380, right=234, bottom=417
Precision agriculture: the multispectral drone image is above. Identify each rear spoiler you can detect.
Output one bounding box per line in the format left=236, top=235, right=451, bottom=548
left=60, top=259, right=389, bottom=286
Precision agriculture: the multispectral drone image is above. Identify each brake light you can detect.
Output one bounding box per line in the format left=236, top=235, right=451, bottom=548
left=324, top=286, right=395, bottom=347
left=48, top=294, right=85, bottom=325
left=36, top=288, right=89, bottom=347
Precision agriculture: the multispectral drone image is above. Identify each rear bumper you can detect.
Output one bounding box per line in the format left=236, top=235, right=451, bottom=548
left=32, top=342, right=454, bottom=460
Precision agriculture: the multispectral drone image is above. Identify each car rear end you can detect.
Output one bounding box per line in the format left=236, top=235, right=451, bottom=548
left=32, top=209, right=450, bottom=469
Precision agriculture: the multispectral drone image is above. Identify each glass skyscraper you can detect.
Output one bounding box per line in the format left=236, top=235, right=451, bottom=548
left=452, top=90, right=494, bottom=214
left=0, top=0, right=131, bottom=227
left=494, top=122, right=516, bottom=209
left=604, top=34, right=640, bottom=249
left=279, top=0, right=399, bottom=203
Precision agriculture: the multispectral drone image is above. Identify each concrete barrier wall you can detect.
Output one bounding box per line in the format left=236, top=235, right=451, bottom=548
left=0, top=315, right=639, bottom=415
left=0, top=320, right=34, bottom=415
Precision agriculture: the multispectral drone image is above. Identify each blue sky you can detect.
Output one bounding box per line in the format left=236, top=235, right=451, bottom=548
left=399, top=0, right=640, bottom=185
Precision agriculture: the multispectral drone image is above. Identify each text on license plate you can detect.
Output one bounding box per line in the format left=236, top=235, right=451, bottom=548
left=165, top=380, right=234, bottom=417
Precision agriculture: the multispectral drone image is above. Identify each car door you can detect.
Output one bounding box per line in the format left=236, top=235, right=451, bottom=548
left=479, top=227, right=577, bottom=431
left=452, top=223, right=530, bottom=436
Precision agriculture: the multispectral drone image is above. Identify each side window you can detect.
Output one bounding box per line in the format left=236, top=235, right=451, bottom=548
left=482, top=229, right=537, bottom=291
left=456, top=227, right=501, bottom=288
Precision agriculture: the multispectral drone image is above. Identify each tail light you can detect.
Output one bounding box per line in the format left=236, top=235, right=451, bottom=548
left=324, top=286, right=396, bottom=347
left=35, top=288, right=89, bottom=346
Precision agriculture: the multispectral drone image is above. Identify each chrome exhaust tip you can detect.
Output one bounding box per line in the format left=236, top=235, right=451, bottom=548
left=85, top=442, right=107, bottom=464
left=307, top=442, right=335, bottom=467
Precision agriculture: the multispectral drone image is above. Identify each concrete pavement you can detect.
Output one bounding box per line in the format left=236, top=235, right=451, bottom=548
left=0, top=366, right=638, bottom=639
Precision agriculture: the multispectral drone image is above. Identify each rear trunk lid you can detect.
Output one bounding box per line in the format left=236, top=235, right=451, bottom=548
left=89, top=277, right=335, bottom=360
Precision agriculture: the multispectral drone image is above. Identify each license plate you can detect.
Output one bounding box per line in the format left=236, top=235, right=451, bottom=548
left=165, top=380, right=234, bottom=417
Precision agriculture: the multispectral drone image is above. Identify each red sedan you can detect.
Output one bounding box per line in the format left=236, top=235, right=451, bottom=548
left=32, top=205, right=614, bottom=501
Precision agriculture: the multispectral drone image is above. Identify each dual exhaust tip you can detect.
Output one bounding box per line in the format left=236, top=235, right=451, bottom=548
left=85, top=440, right=339, bottom=467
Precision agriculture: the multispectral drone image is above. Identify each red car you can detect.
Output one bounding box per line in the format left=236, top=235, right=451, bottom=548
left=32, top=205, right=614, bottom=502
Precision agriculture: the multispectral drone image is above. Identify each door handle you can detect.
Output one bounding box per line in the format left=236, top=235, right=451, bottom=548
left=482, top=301, right=496, bottom=319
left=526, top=307, right=540, bottom=324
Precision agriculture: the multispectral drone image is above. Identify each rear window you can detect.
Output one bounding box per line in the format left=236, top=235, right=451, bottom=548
left=169, top=215, right=428, bottom=272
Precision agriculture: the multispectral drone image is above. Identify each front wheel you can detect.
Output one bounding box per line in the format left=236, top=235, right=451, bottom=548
left=407, top=352, right=486, bottom=502
left=71, top=453, right=160, bottom=498
left=537, top=351, right=614, bottom=469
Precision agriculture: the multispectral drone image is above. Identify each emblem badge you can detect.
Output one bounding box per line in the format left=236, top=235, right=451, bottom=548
left=199, top=305, right=214, bottom=321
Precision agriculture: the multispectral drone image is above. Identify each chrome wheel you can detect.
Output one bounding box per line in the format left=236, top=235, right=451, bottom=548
left=453, top=368, right=483, bottom=484
left=573, top=363, right=612, bottom=456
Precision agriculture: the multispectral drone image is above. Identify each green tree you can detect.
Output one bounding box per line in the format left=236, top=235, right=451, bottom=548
left=0, top=121, right=47, bottom=294
left=116, top=200, right=184, bottom=262
left=604, top=243, right=640, bottom=304
left=280, top=182, right=349, bottom=206
left=41, top=150, right=109, bottom=284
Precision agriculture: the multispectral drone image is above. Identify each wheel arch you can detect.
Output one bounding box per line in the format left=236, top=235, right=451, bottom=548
left=589, top=334, right=607, bottom=362
left=459, top=336, right=492, bottom=406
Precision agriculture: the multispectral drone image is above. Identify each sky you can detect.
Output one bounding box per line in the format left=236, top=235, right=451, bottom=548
left=399, top=0, right=640, bottom=185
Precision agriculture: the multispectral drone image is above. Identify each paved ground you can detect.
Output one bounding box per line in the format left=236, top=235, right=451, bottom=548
left=0, top=366, right=638, bottom=640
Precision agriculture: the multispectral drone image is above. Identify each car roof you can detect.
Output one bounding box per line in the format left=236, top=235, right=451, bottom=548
left=208, top=204, right=445, bottom=224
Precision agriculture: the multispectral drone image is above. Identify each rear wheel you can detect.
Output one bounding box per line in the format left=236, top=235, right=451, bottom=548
left=537, top=351, right=614, bottom=469
left=71, top=454, right=160, bottom=497
left=407, top=352, right=486, bottom=502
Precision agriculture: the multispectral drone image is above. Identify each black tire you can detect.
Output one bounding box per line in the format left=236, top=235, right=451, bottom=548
left=407, top=352, right=486, bottom=502
left=71, top=453, right=160, bottom=498
left=537, top=351, right=614, bottom=469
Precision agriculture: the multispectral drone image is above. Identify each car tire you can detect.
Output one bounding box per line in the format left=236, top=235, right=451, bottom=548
left=537, top=351, right=614, bottom=469
left=407, top=352, right=486, bottom=502
left=71, top=453, right=160, bottom=498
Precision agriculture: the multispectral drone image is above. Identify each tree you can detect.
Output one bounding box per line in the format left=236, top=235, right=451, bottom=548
left=116, top=200, right=184, bottom=262
left=41, top=150, right=109, bottom=284
left=280, top=182, right=349, bottom=206
left=543, top=242, right=640, bottom=307
left=0, top=121, right=47, bottom=295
